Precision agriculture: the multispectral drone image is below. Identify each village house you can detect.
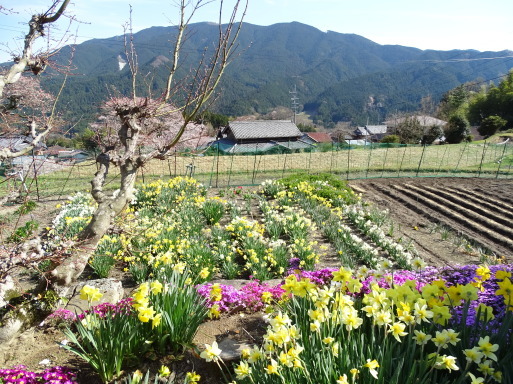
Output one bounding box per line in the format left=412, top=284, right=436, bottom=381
left=353, top=125, right=388, bottom=141
left=301, top=132, right=333, bottom=146
left=213, top=120, right=313, bottom=153
left=56, top=150, right=91, bottom=163
left=383, top=115, right=447, bottom=130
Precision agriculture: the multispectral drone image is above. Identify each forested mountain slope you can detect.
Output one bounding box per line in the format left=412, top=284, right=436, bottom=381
left=43, top=22, right=513, bottom=129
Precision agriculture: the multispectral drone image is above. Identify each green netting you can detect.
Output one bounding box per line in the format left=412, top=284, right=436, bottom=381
left=2, top=142, right=511, bottom=198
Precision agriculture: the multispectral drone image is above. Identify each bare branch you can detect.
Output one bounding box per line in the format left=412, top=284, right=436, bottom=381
left=0, top=0, right=71, bottom=97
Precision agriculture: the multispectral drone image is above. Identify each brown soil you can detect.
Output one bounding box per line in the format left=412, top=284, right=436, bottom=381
left=348, top=177, right=513, bottom=266
left=1, top=177, right=512, bottom=382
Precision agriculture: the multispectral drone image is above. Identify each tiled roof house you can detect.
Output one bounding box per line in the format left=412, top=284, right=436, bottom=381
left=353, top=125, right=388, bottom=140
left=215, top=120, right=313, bottom=153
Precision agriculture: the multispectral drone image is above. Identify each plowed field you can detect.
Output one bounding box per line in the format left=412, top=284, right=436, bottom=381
left=348, top=177, right=513, bottom=266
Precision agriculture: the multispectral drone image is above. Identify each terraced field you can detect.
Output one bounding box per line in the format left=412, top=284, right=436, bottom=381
left=349, top=177, right=513, bottom=265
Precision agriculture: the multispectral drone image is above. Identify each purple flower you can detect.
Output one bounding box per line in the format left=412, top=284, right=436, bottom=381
left=196, top=280, right=285, bottom=314
left=0, top=365, right=77, bottom=384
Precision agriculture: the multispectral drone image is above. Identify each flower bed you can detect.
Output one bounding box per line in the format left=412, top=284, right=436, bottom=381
left=3, top=175, right=512, bottom=383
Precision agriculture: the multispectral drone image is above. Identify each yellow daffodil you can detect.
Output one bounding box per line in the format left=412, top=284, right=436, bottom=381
left=247, top=347, right=264, bottom=363
left=158, top=365, right=170, bottom=377
left=200, top=341, right=222, bottom=362
left=208, top=304, right=221, bottom=319
left=463, top=347, right=484, bottom=364
left=389, top=322, right=407, bottom=342
left=234, top=361, right=251, bottom=379
left=137, top=305, right=155, bottom=322
left=150, top=280, right=163, bottom=295
left=468, top=372, right=485, bottom=384
left=476, top=303, right=495, bottom=322
left=413, top=330, right=432, bottom=345
left=151, top=313, right=162, bottom=328
left=495, top=270, right=512, bottom=280
left=477, top=360, right=495, bottom=376
left=363, top=359, right=379, bottom=379
left=477, top=336, right=499, bottom=361
left=79, top=285, right=103, bottom=303
left=185, top=371, right=201, bottom=383
left=436, top=355, right=459, bottom=372
left=265, top=359, right=279, bottom=375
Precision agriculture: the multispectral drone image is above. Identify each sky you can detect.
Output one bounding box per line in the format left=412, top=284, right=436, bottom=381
left=1, top=0, right=513, bottom=63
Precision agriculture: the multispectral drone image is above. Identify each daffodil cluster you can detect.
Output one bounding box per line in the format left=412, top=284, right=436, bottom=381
left=267, top=176, right=421, bottom=272
left=132, top=281, right=163, bottom=329
left=48, top=192, right=96, bottom=242
left=232, top=265, right=512, bottom=384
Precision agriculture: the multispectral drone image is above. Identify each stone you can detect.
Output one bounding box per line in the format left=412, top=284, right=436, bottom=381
left=64, top=278, right=124, bottom=314
left=210, top=279, right=249, bottom=290
left=0, top=303, right=35, bottom=344
left=0, top=275, right=19, bottom=308
left=262, top=278, right=283, bottom=287
left=210, top=278, right=283, bottom=290
left=218, top=337, right=253, bottom=362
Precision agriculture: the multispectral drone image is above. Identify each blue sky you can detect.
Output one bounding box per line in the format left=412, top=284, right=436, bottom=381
left=1, top=0, right=512, bottom=62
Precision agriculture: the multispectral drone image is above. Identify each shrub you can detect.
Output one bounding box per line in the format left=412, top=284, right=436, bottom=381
left=6, top=220, right=39, bottom=243
left=478, top=115, right=507, bottom=137
left=445, top=115, right=471, bottom=144
left=380, top=134, right=400, bottom=144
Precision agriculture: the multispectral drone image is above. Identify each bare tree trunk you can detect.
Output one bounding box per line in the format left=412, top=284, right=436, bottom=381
left=47, top=156, right=139, bottom=291
left=46, top=0, right=247, bottom=291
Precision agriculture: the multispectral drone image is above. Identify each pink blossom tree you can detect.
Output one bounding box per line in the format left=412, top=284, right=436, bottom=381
left=0, top=0, right=72, bottom=161
left=48, top=0, right=248, bottom=290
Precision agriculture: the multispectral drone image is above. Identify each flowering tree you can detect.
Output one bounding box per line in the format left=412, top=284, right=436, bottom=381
left=48, top=0, right=248, bottom=290
left=0, top=0, right=71, bottom=161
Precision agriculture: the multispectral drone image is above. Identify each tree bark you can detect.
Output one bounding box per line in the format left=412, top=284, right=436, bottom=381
left=46, top=157, right=138, bottom=293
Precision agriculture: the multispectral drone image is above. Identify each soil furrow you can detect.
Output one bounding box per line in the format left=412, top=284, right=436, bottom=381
left=391, top=184, right=513, bottom=252
left=475, top=186, right=513, bottom=206
left=450, top=186, right=513, bottom=212
left=363, top=183, right=476, bottom=265
left=444, top=187, right=513, bottom=218
left=420, top=185, right=513, bottom=227
left=403, top=183, right=513, bottom=241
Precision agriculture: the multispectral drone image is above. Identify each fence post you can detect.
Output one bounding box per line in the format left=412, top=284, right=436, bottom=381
left=416, top=144, right=427, bottom=177
left=282, top=149, right=288, bottom=178
left=496, top=143, right=508, bottom=179
left=174, top=149, right=177, bottom=177
left=477, top=141, right=488, bottom=178
left=365, top=143, right=372, bottom=179
left=346, top=142, right=350, bottom=180
left=453, top=141, right=468, bottom=175
left=215, top=142, right=220, bottom=188
left=208, top=146, right=217, bottom=187
left=308, top=148, right=312, bottom=175
left=381, top=145, right=389, bottom=178
left=436, top=145, right=449, bottom=176
left=251, top=143, right=259, bottom=184
left=330, top=141, right=335, bottom=175
left=31, top=150, right=40, bottom=201
left=227, top=153, right=234, bottom=187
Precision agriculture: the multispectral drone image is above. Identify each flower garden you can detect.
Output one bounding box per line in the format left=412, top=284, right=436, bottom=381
left=1, top=174, right=512, bottom=384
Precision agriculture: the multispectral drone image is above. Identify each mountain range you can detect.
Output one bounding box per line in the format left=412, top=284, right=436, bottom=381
left=42, top=21, right=513, bottom=130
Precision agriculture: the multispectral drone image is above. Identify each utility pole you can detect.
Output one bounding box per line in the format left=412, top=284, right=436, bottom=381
left=290, top=78, right=300, bottom=124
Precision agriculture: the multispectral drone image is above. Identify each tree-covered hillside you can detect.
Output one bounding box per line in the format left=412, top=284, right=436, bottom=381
left=43, top=22, right=513, bottom=131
